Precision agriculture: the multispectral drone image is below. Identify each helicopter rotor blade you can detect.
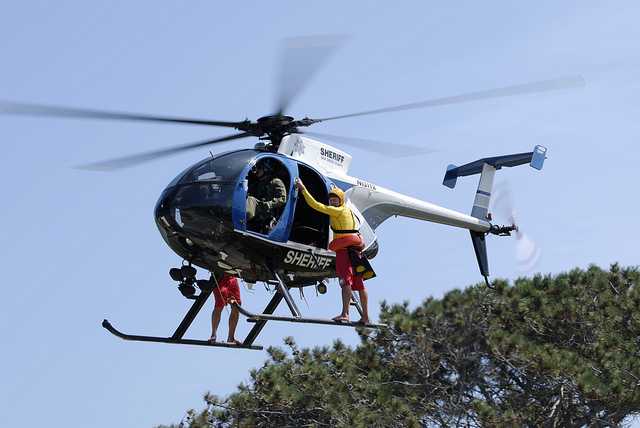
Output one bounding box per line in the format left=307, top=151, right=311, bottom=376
left=0, top=100, right=247, bottom=128
left=313, top=75, right=585, bottom=122
left=515, top=230, right=541, bottom=273
left=275, top=35, right=346, bottom=116
left=301, top=131, right=435, bottom=157
left=77, top=132, right=252, bottom=171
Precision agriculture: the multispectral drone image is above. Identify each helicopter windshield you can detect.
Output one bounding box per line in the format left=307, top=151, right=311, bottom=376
left=178, top=149, right=258, bottom=185
left=165, top=150, right=259, bottom=222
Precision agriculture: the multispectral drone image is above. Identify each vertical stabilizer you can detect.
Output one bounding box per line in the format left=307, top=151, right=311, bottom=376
left=470, top=163, right=496, bottom=221
left=470, top=231, right=489, bottom=277
left=470, top=163, right=496, bottom=279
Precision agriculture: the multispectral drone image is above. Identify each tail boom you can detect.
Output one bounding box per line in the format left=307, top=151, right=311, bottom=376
left=348, top=185, right=491, bottom=233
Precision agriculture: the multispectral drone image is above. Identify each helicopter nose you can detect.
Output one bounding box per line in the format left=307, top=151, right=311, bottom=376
left=155, top=181, right=236, bottom=239
left=154, top=187, right=180, bottom=235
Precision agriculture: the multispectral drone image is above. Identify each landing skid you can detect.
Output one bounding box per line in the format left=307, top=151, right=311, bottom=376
left=102, top=320, right=263, bottom=350
left=102, top=269, right=384, bottom=350
left=102, top=289, right=263, bottom=351
left=235, top=304, right=386, bottom=329
left=235, top=269, right=387, bottom=330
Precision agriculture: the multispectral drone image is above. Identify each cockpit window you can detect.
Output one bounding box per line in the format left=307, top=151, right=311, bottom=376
left=178, top=150, right=258, bottom=185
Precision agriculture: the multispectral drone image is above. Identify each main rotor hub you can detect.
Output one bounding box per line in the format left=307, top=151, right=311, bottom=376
left=252, top=115, right=299, bottom=148
left=257, top=114, right=295, bottom=129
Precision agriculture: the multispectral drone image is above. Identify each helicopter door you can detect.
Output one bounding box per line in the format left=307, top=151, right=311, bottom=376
left=232, top=155, right=296, bottom=242
left=288, top=164, right=331, bottom=249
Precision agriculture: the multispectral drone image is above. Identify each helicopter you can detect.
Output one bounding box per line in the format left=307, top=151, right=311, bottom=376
left=0, top=37, right=582, bottom=350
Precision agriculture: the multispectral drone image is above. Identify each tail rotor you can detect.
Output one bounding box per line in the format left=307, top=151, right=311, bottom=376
left=492, top=182, right=541, bottom=273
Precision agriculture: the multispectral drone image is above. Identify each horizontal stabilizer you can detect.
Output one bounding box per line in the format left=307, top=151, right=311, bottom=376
left=443, top=145, right=547, bottom=189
